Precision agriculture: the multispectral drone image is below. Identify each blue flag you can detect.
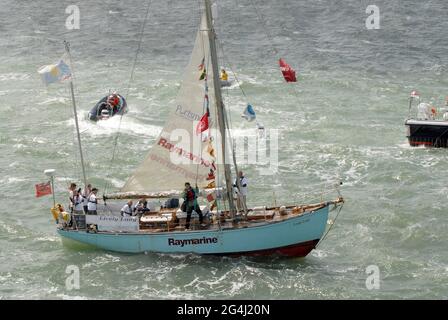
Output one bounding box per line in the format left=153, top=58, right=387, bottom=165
left=242, top=104, right=256, bottom=122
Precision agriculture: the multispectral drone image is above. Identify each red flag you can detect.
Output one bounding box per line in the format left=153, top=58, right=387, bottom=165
left=196, top=111, right=209, bottom=135
left=206, top=193, right=215, bottom=202
left=198, top=57, right=205, bottom=70
left=279, top=58, right=297, bottom=82
left=206, top=169, right=215, bottom=180
left=35, top=181, right=52, bottom=197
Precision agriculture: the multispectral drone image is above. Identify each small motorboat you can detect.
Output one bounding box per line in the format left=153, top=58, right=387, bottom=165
left=88, top=93, right=127, bottom=121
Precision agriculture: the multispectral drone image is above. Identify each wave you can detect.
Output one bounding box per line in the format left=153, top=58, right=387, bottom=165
left=65, top=113, right=163, bottom=138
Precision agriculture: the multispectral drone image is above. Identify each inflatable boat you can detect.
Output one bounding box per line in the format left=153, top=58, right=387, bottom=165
left=88, top=94, right=127, bottom=121
left=220, top=79, right=233, bottom=87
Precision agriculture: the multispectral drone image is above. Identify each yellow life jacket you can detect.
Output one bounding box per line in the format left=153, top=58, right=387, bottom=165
left=221, top=72, right=228, bottom=81
left=50, top=207, right=59, bottom=221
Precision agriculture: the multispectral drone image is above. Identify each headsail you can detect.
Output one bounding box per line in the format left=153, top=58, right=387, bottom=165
left=120, top=13, right=223, bottom=194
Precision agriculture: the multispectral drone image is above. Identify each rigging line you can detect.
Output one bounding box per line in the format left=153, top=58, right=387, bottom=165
left=241, top=2, right=309, bottom=124
left=196, top=0, right=202, bottom=22
left=63, top=50, right=80, bottom=183
left=248, top=1, right=308, bottom=117
left=217, top=68, right=236, bottom=170
left=316, top=202, right=343, bottom=248
left=124, top=0, right=152, bottom=100
left=248, top=0, right=279, bottom=56
left=214, top=39, right=237, bottom=141
left=215, top=39, right=244, bottom=214
left=218, top=39, right=268, bottom=132
left=102, top=0, right=152, bottom=196
left=217, top=39, right=247, bottom=99
left=61, top=85, right=77, bottom=180
left=195, top=14, right=209, bottom=186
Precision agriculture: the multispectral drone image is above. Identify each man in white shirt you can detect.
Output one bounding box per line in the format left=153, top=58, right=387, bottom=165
left=121, top=200, right=133, bottom=217
left=68, top=183, right=77, bottom=213
left=233, top=171, right=248, bottom=212
left=73, top=189, right=84, bottom=214
left=87, top=188, right=99, bottom=215
left=82, top=184, right=92, bottom=214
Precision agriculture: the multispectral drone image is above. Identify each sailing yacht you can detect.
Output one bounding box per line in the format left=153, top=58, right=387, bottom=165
left=54, top=0, right=344, bottom=257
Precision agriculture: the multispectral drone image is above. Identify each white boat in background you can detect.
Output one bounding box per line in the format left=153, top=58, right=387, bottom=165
left=49, top=0, right=344, bottom=257
left=405, top=90, right=448, bottom=147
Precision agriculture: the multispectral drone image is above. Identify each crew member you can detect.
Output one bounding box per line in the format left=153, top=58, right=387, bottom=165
left=182, top=182, right=203, bottom=229
left=87, top=188, right=99, bottom=215
left=220, top=68, right=228, bottom=81
left=121, top=200, right=134, bottom=217
left=82, top=184, right=92, bottom=214
left=68, top=183, right=77, bottom=213
left=233, top=171, right=248, bottom=212
left=107, top=94, right=120, bottom=114
left=73, top=188, right=84, bottom=214
left=134, top=198, right=150, bottom=215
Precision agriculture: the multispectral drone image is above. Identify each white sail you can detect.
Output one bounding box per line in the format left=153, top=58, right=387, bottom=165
left=121, top=13, right=224, bottom=194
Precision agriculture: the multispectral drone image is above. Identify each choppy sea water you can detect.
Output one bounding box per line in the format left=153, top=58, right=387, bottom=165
left=1, top=0, right=448, bottom=299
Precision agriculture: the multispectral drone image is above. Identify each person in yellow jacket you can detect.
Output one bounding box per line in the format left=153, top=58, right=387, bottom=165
left=220, top=68, right=228, bottom=81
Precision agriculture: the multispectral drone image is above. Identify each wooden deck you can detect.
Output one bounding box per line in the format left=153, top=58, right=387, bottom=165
left=136, top=202, right=329, bottom=233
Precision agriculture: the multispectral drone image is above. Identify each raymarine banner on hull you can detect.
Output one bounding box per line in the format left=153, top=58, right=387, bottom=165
left=86, top=215, right=139, bottom=232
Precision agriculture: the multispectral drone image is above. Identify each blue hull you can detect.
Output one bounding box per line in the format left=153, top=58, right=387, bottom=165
left=57, top=206, right=329, bottom=257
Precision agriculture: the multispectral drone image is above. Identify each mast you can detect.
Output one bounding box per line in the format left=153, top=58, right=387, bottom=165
left=64, top=41, right=88, bottom=190
left=204, top=0, right=236, bottom=214
left=408, top=97, right=414, bottom=118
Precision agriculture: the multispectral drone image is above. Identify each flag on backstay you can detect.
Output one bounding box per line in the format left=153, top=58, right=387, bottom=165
left=198, top=57, right=205, bottom=71
left=196, top=111, right=209, bottom=135
left=206, top=169, right=215, bottom=180
left=207, top=143, right=215, bottom=158
left=37, top=57, right=72, bottom=85
left=206, top=181, right=216, bottom=189
left=210, top=200, right=217, bottom=211
left=199, top=68, right=207, bottom=80
left=206, top=192, right=215, bottom=202
left=35, top=181, right=52, bottom=198
left=241, top=104, right=256, bottom=122
left=279, top=58, right=296, bottom=82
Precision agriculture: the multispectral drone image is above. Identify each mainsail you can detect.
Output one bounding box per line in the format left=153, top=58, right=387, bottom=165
left=120, top=13, right=224, bottom=195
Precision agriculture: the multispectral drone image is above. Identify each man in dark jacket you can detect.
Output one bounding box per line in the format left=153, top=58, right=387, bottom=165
left=182, top=182, right=203, bottom=229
